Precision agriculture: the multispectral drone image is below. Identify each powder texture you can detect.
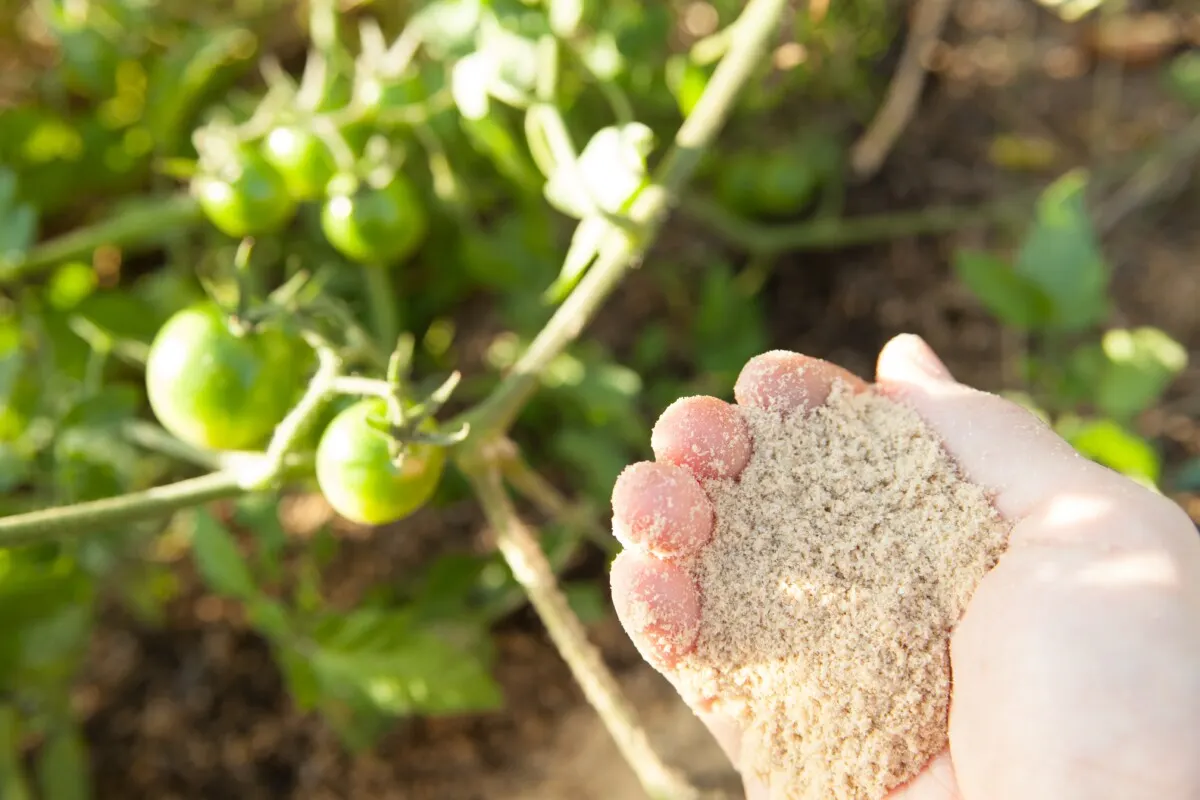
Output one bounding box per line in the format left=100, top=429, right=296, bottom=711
left=673, top=385, right=1011, bottom=800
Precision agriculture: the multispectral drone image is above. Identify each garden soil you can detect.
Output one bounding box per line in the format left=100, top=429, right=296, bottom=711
left=81, top=2, right=1200, bottom=798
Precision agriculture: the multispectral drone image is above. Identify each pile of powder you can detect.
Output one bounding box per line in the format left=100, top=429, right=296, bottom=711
left=672, top=384, right=1011, bottom=800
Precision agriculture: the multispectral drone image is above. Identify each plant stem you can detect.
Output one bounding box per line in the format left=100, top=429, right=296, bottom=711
left=460, top=0, right=788, bottom=438
left=363, top=265, right=400, bottom=355
left=0, top=472, right=245, bottom=548
left=681, top=195, right=1027, bottom=255
left=1, top=193, right=201, bottom=283
left=500, top=445, right=618, bottom=554
left=467, top=465, right=702, bottom=800
left=120, top=420, right=234, bottom=471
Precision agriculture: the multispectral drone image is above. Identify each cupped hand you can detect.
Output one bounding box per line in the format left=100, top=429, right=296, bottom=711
left=609, top=334, right=1200, bottom=800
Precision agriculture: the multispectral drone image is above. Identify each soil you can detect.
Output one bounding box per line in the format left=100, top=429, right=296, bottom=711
left=79, top=3, right=1200, bottom=799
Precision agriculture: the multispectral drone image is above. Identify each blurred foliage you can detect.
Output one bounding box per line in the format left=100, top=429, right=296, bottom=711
left=954, top=171, right=1188, bottom=490
left=0, top=0, right=901, bottom=788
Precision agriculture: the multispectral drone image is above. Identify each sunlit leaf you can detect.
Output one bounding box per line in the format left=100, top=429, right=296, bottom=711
left=1095, top=327, right=1188, bottom=420
left=305, top=608, right=502, bottom=720
left=1014, top=171, right=1109, bottom=331
left=1058, top=416, right=1161, bottom=486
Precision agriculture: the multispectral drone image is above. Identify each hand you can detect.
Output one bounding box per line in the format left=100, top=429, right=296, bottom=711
left=609, top=334, right=1200, bottom=800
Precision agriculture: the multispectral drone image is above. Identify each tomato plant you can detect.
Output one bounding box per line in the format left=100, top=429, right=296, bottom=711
left=315, top=398, right=446, bottom=525
left=145, top=303, right=313, bottom=451
left=192, top=148, right=297, bottom=238
left=320, top=176, right=427, bottom=264
left=261, top=125, right=337, bottom=202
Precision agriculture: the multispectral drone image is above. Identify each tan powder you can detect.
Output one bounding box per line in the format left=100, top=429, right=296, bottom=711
left=673, top=384, right=1011, bottom=800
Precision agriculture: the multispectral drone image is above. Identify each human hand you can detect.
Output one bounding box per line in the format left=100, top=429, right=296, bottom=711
left=609, top=334, right=1200, bottom=800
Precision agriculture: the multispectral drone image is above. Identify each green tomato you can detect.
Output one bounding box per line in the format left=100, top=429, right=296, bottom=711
left=145, top=304, right=312, bottom=451
left=320, top=177, right=427, bottom=264
left=715, top=151, right=763, bottom=216
left=716, top=148, right=821, bottom=218
left=261, top=125, right=336, bottom=202
left=193, top=149, right=297, bottom=238
left=754, top=151, right=819, bottom=216
left=315, top=398, right=446, bottom=525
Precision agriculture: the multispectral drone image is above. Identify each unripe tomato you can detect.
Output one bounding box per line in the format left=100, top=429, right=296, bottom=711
left=261, top=125, right=336, bottom=202
left=320, top=177, right=427, bottom=264
left=754, top=151, right=820, bottom=216
left=315, top=398, right=445, bottom=525
left=193, top=148, right=297, bottom=238
left=145, top=304, right=312, bottom=450
left=715, top=147, right=821, bottom=218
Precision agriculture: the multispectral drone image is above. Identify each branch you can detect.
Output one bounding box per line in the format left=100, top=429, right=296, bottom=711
left=681, top=195, right=1025, bottom=255
left=467, top=464, right=704, bottom=800
left=1, top=193, right=202, bottom=283
left=501, top=445, right=618, bottom=555
left=0, top=471, right=245, bottom=548
left=849, top=0, right=955, bottom=178
left=459, top=0, right=789, bottom=438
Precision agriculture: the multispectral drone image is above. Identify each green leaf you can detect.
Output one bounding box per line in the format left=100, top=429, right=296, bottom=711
left=1095, top=327, right=1188, bottom=421
left=307, top=608, right=503, bottom=719
left=1164, top=51, right=1200, bottom=108
left=189, top=509, right=257, bottom=599
left=953, top=250, right=1055, bottom=330
left=411, top=0, right=484, bottom=59
left=145, top=27, right=259, bottom=155
left=0, top=168, right=37, bottom=267
left=0, top=707, right=31, bottom=800
left=451, top=53, right=492, bottom=121
left=694, top=261, right=769, bottom=383
left=234, top=493, right=288, bottom=581
left=552, top=427, right=631, bottom=504
left=544, top=215, right=607, bottom=303
left=0, top=555, right=94, bottom=687
left=564, top=581, right=607, bottom=624
left=1013, top=171, right=1109, bottom=331
left=544, top=123, right=653, bottom=219
left=1057, top=416, right=1161, bottom=486
left=665, top=55, right=710, bottom=117
left=37, top=722, right=88, bottom=800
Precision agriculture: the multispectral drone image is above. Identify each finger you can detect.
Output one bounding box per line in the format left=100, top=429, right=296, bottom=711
left=734, top=350, right=868, bottom=415
left=651, top=396, right=752, bottom=480
left=610, top=550, right=701, bottom=669
left=612, top=462, right=715, bottom=558
left=609, top=551, right=750, bottom=773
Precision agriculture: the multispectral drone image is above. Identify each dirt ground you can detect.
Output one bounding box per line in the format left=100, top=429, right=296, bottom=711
left=78, top=3, right=1200, bottom=799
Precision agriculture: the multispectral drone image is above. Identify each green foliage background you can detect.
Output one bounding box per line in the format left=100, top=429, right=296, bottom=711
left=0, top=0, right=1192, bottom=796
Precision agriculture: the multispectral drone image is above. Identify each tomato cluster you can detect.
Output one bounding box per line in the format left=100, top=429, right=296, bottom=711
left=144, top=304, right=445, bottom=525
left=191, top=124, right=427, bottom=265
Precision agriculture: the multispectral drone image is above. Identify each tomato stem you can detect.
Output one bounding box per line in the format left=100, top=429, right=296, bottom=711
left=0, top=472, right=246, bottom=547
left=680, top=194, right=1027, bottom=256
left=456, top=0, right=789, bottom=442
left=466, top=464, right=704, bottom=800
left=1, top=193, right=202, bottom=284
left=362, top=265, right=400, bottom=360
left=243, top=344, right=343, bottom=490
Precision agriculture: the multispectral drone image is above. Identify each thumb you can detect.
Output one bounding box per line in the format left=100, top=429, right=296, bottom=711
left=877, top=334, right=1200, bottom=800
